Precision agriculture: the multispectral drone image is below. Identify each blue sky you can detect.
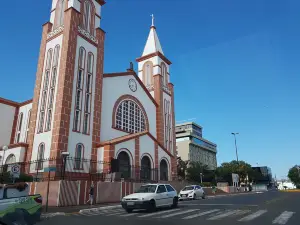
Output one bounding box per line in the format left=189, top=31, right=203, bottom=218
left=1, top=0, right=300, bottom=179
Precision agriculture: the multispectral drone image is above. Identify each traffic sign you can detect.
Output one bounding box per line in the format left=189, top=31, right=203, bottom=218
left=11, top=164, right=20, bottom=178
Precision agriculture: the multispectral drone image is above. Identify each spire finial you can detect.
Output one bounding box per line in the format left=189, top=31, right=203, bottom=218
left=151, top=14, right=154, bottom=27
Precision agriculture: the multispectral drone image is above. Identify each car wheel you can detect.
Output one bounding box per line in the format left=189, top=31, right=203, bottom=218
left=193, top=193, right=196, bottom=200
left=202, top=193, right=206, bottom=199
left=13, top=209, right=29, bottom=225
left=172, top=197, right=178, bottom=208
left=148, top=200, right=156, bottom=212
left=126, top=209, right=133, bottom=213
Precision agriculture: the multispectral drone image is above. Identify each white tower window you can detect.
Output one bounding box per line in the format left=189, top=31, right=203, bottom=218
left=15, top=113, right=23, bottom=143
left=143, top=61, right=153, bottom=87
left=54, top=0, right=66, bottom=29
left=82, top=1, right=94, bottom=35
left=36, top=143, right=45, bottom=170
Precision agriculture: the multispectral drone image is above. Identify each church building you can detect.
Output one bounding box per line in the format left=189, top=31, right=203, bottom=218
left=0, top=0, right=177, bottom=181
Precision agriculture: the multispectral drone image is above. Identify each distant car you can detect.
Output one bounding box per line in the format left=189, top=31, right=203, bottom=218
left=121, top=183, right=178, bottom=213
left=178, top=185, right=205, bottom=200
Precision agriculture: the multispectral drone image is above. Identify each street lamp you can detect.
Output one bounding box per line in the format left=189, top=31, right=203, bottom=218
left=200, top=173, right=203, bottom=183
left=61, top=152, right=70, bottom=180
left=231, top=133, right=239, bottom=164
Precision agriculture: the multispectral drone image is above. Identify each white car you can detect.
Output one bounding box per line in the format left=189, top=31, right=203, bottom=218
left=121, top=183, right=178, bottom=213
left=178, top=185, right=205, bottom=200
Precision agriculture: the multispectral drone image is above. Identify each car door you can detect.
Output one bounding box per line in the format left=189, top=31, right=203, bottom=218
left=156, top=185, right=168, bottom=206
left=197, top=185, right=204, bottom=196
left=165, top=185, right=176, bottom=205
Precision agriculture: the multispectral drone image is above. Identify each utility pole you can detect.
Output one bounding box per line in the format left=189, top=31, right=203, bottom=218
left=231, top=133, right=239, bottom=164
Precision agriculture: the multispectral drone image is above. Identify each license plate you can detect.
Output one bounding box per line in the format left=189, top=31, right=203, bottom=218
left=127, top=202, right=134, bottom=206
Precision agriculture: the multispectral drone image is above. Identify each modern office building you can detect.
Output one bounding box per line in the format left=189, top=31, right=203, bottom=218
left=176, top=122, right=217, bottom=170
left=252, top=166, right=273, bottom=186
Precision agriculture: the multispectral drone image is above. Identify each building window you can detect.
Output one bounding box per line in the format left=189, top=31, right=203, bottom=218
left=36, top=143, right=45, bottom=170
left=75, top=144, right=84, bottom=169
left=24, top=110, right=31, bottom=143
left=164, top=100, right=172, bottom=150
left=54, top=0, right=66, bottom=28
left=5, top=154, right=16, bottom=165
left=143, top=62, right=153, bottom=87
left=161, top=63, right=168, bottom=86
left=115, top=99, right=147, bottom=133
left=15, top=113, right=23, bottom=143
left=45, top=45, right=60, bottom=132
left=82, top=1, right=94, bottom=35
left=73, top=47, right=86, bottom=132
left=38, top=49, right=53, bottom=133
left=83, top=53, right=93, bottom=134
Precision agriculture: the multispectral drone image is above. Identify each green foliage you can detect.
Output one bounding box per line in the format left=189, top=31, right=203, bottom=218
left=177, top=157, right=188, bottom=179
left=288, top=166, right=300, bottom=185
left=0, top=172, right=33, bottom=184
left=215, top=160, right=255, bottom=184
left=186, top=162, right=214, bottom=183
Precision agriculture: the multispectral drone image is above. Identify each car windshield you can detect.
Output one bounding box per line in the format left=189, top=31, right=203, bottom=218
left=182, top=186, right=195, bottom=191
left=135, top=185, right=157, bottom=193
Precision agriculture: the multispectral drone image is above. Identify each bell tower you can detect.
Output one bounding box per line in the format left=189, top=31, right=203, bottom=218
left=136, top=15, right=176, bottom=174
left=26, top=0, right=106, bottom=175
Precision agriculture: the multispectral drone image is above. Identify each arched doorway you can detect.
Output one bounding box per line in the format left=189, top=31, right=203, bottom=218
left=160, top=159, right=168, bottom=181
left=117, top=151, right=131, bottom=179
left=140, top=156, right=151, bottom=181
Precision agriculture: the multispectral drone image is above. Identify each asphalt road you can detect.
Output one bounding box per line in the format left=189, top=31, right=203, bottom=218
left=39, top=190, right=300, bottom=225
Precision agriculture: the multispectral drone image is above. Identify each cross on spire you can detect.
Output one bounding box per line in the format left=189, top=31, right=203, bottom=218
left=151, top=14, right=154, bottom=27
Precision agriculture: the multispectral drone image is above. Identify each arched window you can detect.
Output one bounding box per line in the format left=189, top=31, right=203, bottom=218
left=143, top=62, right=153, bottom=87
left=15, top=113, right=23, bottom=143
left=83, top=52, right=94, bottom=134
left=54, top=0, right=66, bottom=28
left=164, top=99, right=171, bottom=149
left=36, top=143, right=45, bottom=170
left=24, top=110, right=31, bottom=143
left=161, top=63, right=168, bottom=86
left=117, top=151, right=131, bottom=179
left=5, top=154, right=16, bottom=165
left=39, top=49, right=53, bottom=133
left=73, top=47, right=86, bottom=132
left=45, top=45, right=60, bottom=132
left=75, top=144, right=84, bottom=169
left=82, top=1, right=95, bottom=35
left=115, top=99, right=147, bottom=133
left=160, top=159, right=169, bottom=181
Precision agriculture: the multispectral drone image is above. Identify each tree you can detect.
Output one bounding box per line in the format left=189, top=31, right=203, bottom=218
left=177, top=157, right=188, bottom=180
left=215, top=160, right=254, bottom=184
left=186, top=162, right=212, bottom=183
left=288, top=166, right=300, bottom=186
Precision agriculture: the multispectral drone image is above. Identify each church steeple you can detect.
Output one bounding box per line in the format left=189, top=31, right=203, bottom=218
left=142, top=14, right=164, bottom=57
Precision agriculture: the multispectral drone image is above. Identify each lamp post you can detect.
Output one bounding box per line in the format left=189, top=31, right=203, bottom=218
left=231, top=133, right=239, bottom=164
left=200, top=173, right=203, bottom=184
left=61, top=152, right=70, bottom=180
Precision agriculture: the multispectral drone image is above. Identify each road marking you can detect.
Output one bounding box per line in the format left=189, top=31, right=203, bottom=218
left=272, top=211, right=295, bottom=224
left=106, top=212, right=126, bottom=216
left=207, top=210, right=242, bottom=220
left=158, top=209, right=199, bottom=218
left=138, top=209, right=180, bottom=218
left=182, top=209, right=220, bottom=219
left=180, top=203, right=258, bottom=207
left=238, top=210, right=267, bottom=222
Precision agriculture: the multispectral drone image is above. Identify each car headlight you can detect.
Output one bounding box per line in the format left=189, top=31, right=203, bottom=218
left=122, top=198, right=126, bottom=202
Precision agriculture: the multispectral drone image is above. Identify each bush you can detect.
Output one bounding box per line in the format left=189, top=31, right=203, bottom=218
left=0, top=172, right=33, bottom=184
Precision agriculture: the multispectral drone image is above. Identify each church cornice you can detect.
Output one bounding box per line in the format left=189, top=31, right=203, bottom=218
left=0, top=97, right=32, bottom=108
left=136, top=51, right=172, bottom=65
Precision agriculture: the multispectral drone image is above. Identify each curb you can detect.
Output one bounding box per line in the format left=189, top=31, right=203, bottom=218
left=41, top=212, right=66, bottom=219
left=79, top=204, right=122, bottom=213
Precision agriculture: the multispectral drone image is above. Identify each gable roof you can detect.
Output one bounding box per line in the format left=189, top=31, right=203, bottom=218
left=103, top=70, right=158, bottom=107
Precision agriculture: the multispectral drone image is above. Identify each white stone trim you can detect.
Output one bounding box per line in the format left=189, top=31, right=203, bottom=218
left=78, top=26, right=98, bottom=44
left=47, top=26, right=64, bottom=39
